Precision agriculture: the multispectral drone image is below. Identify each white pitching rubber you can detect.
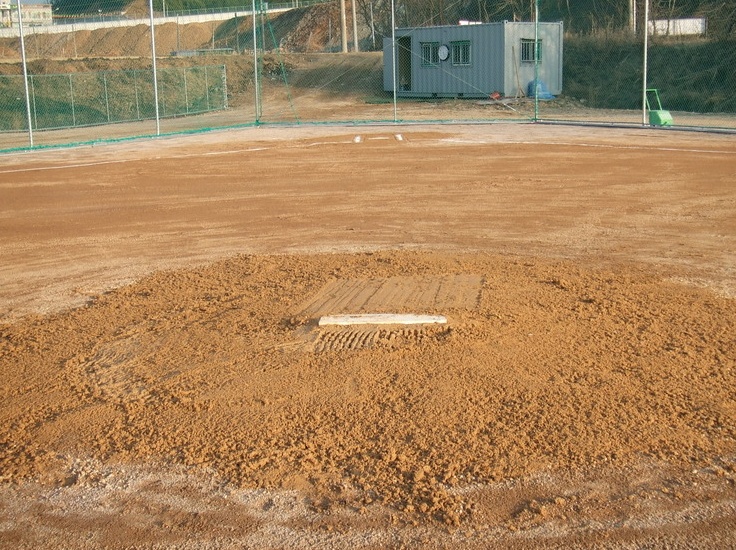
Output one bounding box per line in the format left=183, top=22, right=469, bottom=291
left=318, top=314, right=447, bottom=326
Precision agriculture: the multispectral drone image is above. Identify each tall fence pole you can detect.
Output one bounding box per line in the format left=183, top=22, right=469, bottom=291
left=135, top=70, right=141, bottom=120
left=103, top=73, right=111, bottom=123
left=30, top=74, right=37, bottom=131
left=641, top=0, right=649, bottom=125
left=148, top=0, right=161, bottom=135
left=252, top=0, right=261, bottom=122
left=390, top=0, right=397, bottom=122
left=533, top=0, right=539, bottom=121
left=69, top=74, right=76, bottom=126
left=17, top=0, right=34, bottom=147
left=205, top=66, right=210, bottom=111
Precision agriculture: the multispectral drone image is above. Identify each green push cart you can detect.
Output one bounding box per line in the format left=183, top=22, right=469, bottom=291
left=646, top=88, right=674, bottom=126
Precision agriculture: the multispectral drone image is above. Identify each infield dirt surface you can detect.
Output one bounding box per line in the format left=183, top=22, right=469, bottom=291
left=1, top=124, right=735, bottom=548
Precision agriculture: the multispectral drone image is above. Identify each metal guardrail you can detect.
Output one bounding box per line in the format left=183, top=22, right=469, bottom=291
left=52, top=0, right=328, bottom=25
left=0, top=1, right=324, bottom=38
left=160, top=0, right=327, bottom=18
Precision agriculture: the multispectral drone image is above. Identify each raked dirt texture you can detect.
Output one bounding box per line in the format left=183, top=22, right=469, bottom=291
left=0, top=124, right=735, bottom=548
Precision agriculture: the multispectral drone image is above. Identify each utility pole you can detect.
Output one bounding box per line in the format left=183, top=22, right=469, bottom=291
left=370, top=2, right=375, bottom=49
left=352, top=0, right=359, bottom=52
left=340, top=0, right=348, bottom=52
left=629, top=0, right=637, bottom=33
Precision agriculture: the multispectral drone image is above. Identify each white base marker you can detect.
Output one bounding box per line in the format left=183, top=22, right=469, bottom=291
left=318, top=313, right=447, bottom=326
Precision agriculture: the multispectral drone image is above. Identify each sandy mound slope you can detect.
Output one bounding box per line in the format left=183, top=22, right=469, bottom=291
left=1, top=250, right=735, bottom=546
left=1, top=123, right=734, bottom=546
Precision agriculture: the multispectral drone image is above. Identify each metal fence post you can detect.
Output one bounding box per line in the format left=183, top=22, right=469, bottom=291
left=390, top=0, right=397, bottom=122
left=30, top=74, right=37, bottom=132
left=69, top=74, right=76, bottom=127
left=204, top=66, right=210, bottom=111
left=252, top=0, right=261, bottom=123
left=534, top=0, right=540, bottom=121
left=183, top=67, right=189, bottom=114
left=134, top=69, right=141, bottom=120
left=148, top=0, right=161, bottom=135
left=641, top=0, right=649, bottom=125
left=222, top=65, right=228, bottom=110
left=104, top=72, right=111, bottom=123
left=17, top=0, right=34, bottom=146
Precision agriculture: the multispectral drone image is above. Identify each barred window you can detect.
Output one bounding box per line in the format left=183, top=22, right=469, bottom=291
left=521, top=39, right=542, bottom=62
left=421, top=42, right=440, bottom=66
left=451, top=41, right=471, bottom=66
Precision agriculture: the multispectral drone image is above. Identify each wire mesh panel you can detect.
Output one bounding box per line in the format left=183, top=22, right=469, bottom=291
left=250, top=3, right=528, bottom=125
left=67, top=72, right=110, bottom=127
left=156, top=65, right=229, bottom=131
left=533, top=1, right=736, bottom=130
left=537, top=33, right=736, bottom=130
left=247, top=3, right=395, bottom=125
left=0, top=0, right=735, bottom=150
left=536, top=34, right=646, bottom=126
left=643, top=39, right=735, bottom=129
left=0, top=65, right=228, bottom=149
left=0, top=75, right=30, bottom=133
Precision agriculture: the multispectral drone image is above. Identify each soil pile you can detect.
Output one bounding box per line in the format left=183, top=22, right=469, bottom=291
left=273, top=2, right=346, bottom=53
left=2, top=251, right=735, bottom=531
left=1, top=125, right=734, bottom=547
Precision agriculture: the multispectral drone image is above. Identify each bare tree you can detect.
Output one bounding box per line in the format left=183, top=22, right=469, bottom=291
left=353, top=0, right=734, bottom=39
left=701, top=0, right=736, bottom=37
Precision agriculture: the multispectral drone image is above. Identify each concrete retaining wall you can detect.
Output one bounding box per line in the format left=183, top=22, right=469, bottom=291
left=0, top=7, right=291, bottom=38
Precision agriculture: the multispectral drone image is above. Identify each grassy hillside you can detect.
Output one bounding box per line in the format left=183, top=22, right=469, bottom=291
left=2, top=4, right=734, bottom=114
left=564, top=36, right=736, bottom=112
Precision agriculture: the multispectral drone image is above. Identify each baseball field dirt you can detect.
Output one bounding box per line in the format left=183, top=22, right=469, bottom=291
left=0, top=124, right=735, bottom=548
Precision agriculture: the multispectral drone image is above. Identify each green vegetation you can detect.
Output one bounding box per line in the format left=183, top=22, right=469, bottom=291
left=51, top=0, right=735, bottom=37
left=564, top=36, right=736, bottom=112
left=354, top=0, right=735, bottom=39
left=0, top=66, right=227, bottom=132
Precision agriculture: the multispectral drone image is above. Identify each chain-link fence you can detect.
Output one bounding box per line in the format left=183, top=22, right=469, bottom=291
left=539, top=33, right=736, bottom=128
left=0, top=66, right=226, bottom=132
left=1, top=0, right=734, bottom=150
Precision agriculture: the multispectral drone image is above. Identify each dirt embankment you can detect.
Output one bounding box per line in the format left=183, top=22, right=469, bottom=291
left=0, top=3, right=378, bottom=110
left=0, top=3, right=347, bottom=62
left=2, top=3, right=734, bottom=115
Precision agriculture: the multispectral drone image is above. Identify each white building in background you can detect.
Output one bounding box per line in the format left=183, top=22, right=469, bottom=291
left=649, top=18, right=707, bottom=36
left=0, top=3, right=53, bottom=28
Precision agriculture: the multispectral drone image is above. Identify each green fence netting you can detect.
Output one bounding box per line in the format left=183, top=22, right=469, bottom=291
left=0, top=65, right=226, bottom=134
left=1, top=0, right=734, bottom=151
